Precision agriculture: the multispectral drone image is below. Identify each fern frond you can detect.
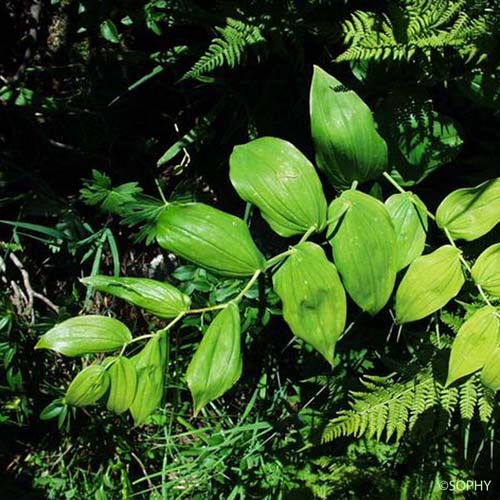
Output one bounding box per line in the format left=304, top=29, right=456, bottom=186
left=337, top=0, right=498, bottom=64
left=459, top=374, right=478, bottom=421
left=477, top=383, right=495, bottom=424
left=323, top=369, right=496, bottom=443
left=182, top=18, right=266, bottom=81
left=323, top=369, right=435, bottom=443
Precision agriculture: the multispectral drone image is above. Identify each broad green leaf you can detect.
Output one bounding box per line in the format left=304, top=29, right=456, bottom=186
left=35, top=316, right=132, bottom=357
left=385, top=193, right=428, bottom=270
left=186, top=303, right=242, bottom=414
left=272, top=242, right=346, bottom=365
left=379, top=93, right=463, bottom=186
left=129, top=333, right=167, bottom=425
left=481, top=347, right=500, bottom=391
left=310, top=65, right=387, bottom=189
left=471, top=243, right=500, bottom=297
left=436, top=178, right=500, bottom=241
left=459, top=70, right=500, bottom=110
left=446, top=306, right=500, bottom=386
left=229, top=137, right=327, bottom=237
left=157, top=203, right=265, bottom=277
left=81, top=276, right=191, bottom=318
left=64, top=365, right=110, bottom=407
left=327, top=190, right=397, bottom=315
left=100, top=20, right=120, bottom=43
left=107, top=357, right=138, bottom=414
left=395, top=245, right=465, bottom=324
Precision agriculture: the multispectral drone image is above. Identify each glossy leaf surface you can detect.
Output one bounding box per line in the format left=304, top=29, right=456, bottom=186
left=328, top=190, right=397, bottom=315
left=65, top=365, right=110, bottom=407
left=310, top=65, right=387, bottom=188
left=471, top=243, right=500, bottom=297
left=35, top=316, right=132, bottom=357
left=273, top=242, right=346, bottom=365
left=395, top=245, right=464, bottom=324
left=81, top=275, right=191, bottom=318
left=129, top=333, right=167, bottom=425
left=186, top=303, right=242, bottom=414
left=385, top=192, right=428, bottom=270
left=229, top=137, right=327, bottom=236
left=436, top=178, right=500, bottom=241
left=446, top=306, right=499, bottom=386
left=481, top=347, right=500, bottom=391
left=157, top=203, right=265, bottom=277
left=107, top=357, right=138, bottom=414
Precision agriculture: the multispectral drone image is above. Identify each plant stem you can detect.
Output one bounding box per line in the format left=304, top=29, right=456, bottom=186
left=233, top=269, right=261, bottom=303
left=264, top=225, right=317, bottom=271
left=118, top=332, right=155, bottom=356
left=443, top=229, right=494, bottom=308
left=118, top=311, right=187, bottom=355
left=186, top=304, right=227, bottom=314
left=298, top=225, right=318, bottom=245
left=265, top=249, right=294, bottom=269
left=382, top=171, right=435, bottom=220
left=156, top=311, right=186, bottom=334
left=155, top=179, right=169, bottom=206
left=382, top=171, right=406, bottom=194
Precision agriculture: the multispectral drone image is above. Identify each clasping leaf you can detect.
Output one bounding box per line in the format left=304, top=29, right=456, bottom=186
left=186, top=303, right=242, bottom=415
left=446, top=306, right=500, bottom=386
left=395, top=245, right=464, bottom=324
left=81, top=275, right=191, bottom=318
left=436, top=178, right=500, bottom=241
left=327, top=190, right=397, bottom=315
left=229, top=137, right=327, bottom=237
left=310, top=65, right=387, bottom=188
left=64, top=364, right=110, bottom=407
left=35, top=315, right=132, bottom=357
left=129, top=333, right=167, bottom=425
left=157, top=203, right=265, bottom=277
left=273, top=242, right=346, bottom=365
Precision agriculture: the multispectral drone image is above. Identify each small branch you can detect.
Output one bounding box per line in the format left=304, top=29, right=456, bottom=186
left=233, top=269, right=261, bottom=303
left=265, top=249, right=294, bottom=270
left=186, top=304, right=227, bottom=315
left=298, top=225, right=318, bottom=245
left=382, top=172, right=435, bottom=220
left=155, top=311, right=186, bottom=335
left=382, top=171, right=406, bottom=194
left=10, top=253, right=60, bottom=313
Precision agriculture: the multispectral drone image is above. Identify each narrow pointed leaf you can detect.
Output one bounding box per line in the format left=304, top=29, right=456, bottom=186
left=310, top=65, right=387, bottom=188
left=157, top=203, right=265, bottom=277
left=107, top=357, right=138, bottom=414
left=35, top=316, right=132, bottom=357
left=436, top=178, right=500, bottom=241
left=186, top=303, right=242, bottom=414
left=327, top=190, right=397, bottom=315
left=273, top=242, right=346, bottom=365
left=471, top=243, right=500, bottom=297
left=395, top=245, right=465, bottom=324
left=446, top=306, right=500, bottom=386
left=81, top=275, right=191, bottom=318
left=129, top=334, right=166, bottom=425
left=481, top=347, right=500, bottom=391
left=385, top=192, right=428, bottom=270
left=64, top=365, right=110, bottom=407
left=229, top=137, right=327, bottom=236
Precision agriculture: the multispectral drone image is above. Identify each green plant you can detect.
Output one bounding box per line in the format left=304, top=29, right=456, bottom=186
left=337, top=0, right=499, bottom=64
left=33, top=65, right=500, bottom=460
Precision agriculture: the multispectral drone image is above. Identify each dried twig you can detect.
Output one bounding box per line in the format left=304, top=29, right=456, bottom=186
left=8, top=253, right=59, bottom=320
